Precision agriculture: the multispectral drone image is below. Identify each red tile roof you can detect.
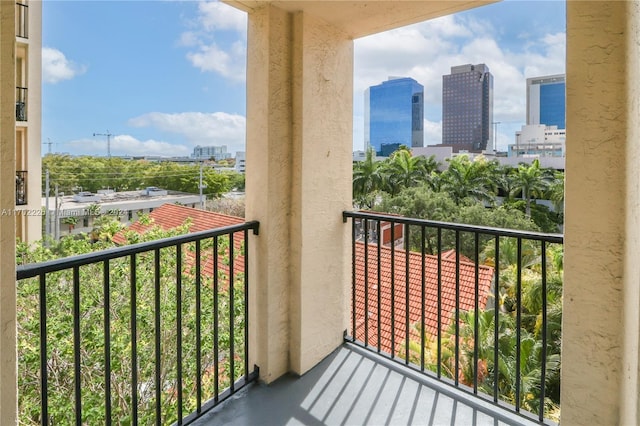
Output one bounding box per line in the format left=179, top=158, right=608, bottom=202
left=112, top=204, right=243, bottom=245
left=353, top=242, right=494, bottom=356
left=112, top=204, right=246, bottom=286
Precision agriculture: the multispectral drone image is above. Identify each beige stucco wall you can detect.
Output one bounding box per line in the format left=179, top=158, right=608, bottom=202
left=563, top=1, right=640, bottom=424
left=245, top=4, right=352, bottom=381
left=288, top=11, right=352, bottom=374
left=0, top=1, right=17, bottom=423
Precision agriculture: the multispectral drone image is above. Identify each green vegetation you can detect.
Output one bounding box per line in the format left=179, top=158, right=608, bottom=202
left=356, top=149, right=564, bottom=421
left=353, top=148, right=564, bottom=233
left=17, top=218, right=247, bottom=424
left=42, top=154, right=245, bottom=197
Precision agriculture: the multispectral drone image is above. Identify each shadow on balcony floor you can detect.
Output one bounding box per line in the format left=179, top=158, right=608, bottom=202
left=193, top=343, right=539, bottom=426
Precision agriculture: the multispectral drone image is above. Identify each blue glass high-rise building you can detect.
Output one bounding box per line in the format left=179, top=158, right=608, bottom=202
left=442, top=64, right=493, bottom=153
left=365, top=77, right=424, bottom=156
left=526, top=74, right=565, bottom=129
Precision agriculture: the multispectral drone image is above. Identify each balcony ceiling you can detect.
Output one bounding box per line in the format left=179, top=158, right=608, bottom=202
left=224, top=1, right=497, bottom=39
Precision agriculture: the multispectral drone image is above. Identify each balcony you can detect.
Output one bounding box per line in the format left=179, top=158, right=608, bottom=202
left=16, top=212, right=560, bottom=424
left=16, top=170, right=27, bottom=205
left=16, top=87, right=27, bottom=122
left=16, top=2, right=28, bottom=39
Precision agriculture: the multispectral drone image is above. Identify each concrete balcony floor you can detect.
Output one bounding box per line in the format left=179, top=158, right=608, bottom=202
left=193, top=343, right=540, bottom=426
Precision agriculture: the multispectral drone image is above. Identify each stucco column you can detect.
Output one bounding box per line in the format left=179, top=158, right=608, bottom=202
left=0, top=1, right=17, bottom=423
left=562, top=2, right=640, bottom=424
left=245, top=5, right=352, bottom=382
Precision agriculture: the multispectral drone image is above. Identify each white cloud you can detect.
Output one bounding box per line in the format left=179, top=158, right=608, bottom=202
left=423, top=119, right=442, bottom=146
left=197, top=1, right=247, bottom=32
left=42, top=47, right=86, bottom=84
left=180, top=1, right=247, bottom=81
left=128, top=111, right=246, bottom=153
left=65, top=135, right=191, bottom=157
left=186, top=40, right=246, bottom=80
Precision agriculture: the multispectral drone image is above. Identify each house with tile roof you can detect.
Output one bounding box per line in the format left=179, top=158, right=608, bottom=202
left=114, top=204, right=494, bottom=360
left=112, top=203, right=246, bottom=283
left=353, top=242, right=494, bottom=356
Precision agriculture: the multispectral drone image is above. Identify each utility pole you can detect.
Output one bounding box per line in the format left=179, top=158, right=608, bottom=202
left=45, top=170, right=50, bottom=242
left=54, top=184, right=59, bottom=241
left=199, top=161, right=206, bottom=209
left=93, top=130, right=113, bottom=159
left=492, top=121, right=501, bottom=152
left=45, top=138, right=53, bottom=155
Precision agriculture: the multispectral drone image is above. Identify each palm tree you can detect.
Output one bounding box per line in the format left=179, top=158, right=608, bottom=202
left=510, top=159, right=551, bottom=218
left=439, top=155, right=498, bottom=205
left=353, top=148, right=384, bottom=209
left=382, top=149, right=435, bottom=194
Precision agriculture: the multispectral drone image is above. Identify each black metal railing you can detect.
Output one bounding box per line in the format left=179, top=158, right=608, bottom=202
left=16, top=2, right=28, bottom=39
left=16, top=86, right=27, bottom=121
left=16, top=221, right=259, bottom=425
left=343, top=210, right=563, bottom=424
left=16, top=170, right=27, bottom=205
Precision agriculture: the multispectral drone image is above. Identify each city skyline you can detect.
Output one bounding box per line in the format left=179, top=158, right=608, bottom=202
left=42, top=0, right=566, bottom=157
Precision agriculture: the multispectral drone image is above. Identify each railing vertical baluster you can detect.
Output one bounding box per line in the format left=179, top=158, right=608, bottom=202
left=390, top=220, right=396, bottom=358
left=73, top=266, right=82, bottom=425
left=437, top=227, right=442, bottom=379
left=39, top=273, right=48, bottom=426
left=103, top=261, right=112, bottom=425
left=364, top=219, right=369, bottom=347
left=244, top=230, right=250, bottom=380
left=540, top=241, right=548, bottom=421
left=351, top=219, right=357, bottom=343
left=195, top=240, right=202, bottom=414
left=494, top=236, right=500, bottom=403
left=154, top=249, right=161, bottom=426
left=405, top=223, right=410, bottom=365
left=377, top=220, right=382, bottom=353
left=130, top=254, right=138, bottom=425
left=420, top=225, right=426, bottom=372
left=454, top=231, right=460, bottom=386
left=213, top=236, right=220, bottom=402
left=229, top=233, right=236, bottom=392
left=176, top=245, right=183, bottom=424
left=473, top=232, right=480, bottom=394
left=515, top=238, right=523, bottom=412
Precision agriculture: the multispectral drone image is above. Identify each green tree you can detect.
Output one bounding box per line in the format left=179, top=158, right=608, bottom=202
left=17, top=220, right=248, bottom=424
left=438, top=155, right=499, bottom=205
left=510, top=159, right=551, bottom=218
left=353, top=148, right=385, bottom=209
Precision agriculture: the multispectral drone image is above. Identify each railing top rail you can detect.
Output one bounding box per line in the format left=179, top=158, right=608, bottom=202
left=17, top=220, right=259, bottom=280
left=343, top=210, right=563, bottom=244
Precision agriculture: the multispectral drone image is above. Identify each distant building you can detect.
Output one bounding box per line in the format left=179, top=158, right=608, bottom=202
left=15, top=2, right=42, bottom=242
left=526, top=74, right=565, bottom=128
left=235, top=151, right=246, bottom=173
left=43, top=188, right=203, bottom=239
left=192, top=145, right=231, bottom=160
left=365, top=77, right=424, bottom=156
left=442, top=64, right=493, bottom=153
left=511, top=124, right=566, bottom=158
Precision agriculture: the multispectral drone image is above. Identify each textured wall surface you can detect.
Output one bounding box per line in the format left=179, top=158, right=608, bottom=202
left=0, top=1, right=17, bottom=423
left=245, top=4, right=294, bottom=383
left=563, top=1, right=638, bottom=424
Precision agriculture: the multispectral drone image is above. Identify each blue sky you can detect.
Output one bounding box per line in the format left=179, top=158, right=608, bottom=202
left=42, top=0, right=565, bottom=157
